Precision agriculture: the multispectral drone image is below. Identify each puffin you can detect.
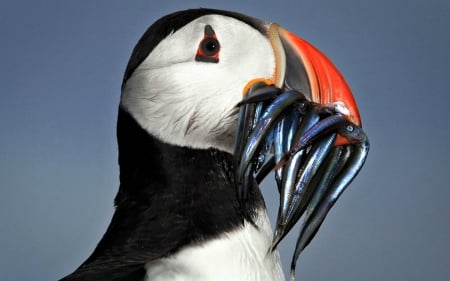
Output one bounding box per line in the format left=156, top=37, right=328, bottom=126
left=61, top=8, right=362, bottom=281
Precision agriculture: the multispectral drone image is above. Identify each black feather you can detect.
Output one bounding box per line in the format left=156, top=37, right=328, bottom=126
left=61, top=108, right=264, bottom=280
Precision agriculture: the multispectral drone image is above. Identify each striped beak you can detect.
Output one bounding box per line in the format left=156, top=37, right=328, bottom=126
left=269, top=24, right=362, bottom=145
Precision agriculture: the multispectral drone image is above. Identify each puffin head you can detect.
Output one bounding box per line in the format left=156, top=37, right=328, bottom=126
left=120, top=8, right=361, bottom=153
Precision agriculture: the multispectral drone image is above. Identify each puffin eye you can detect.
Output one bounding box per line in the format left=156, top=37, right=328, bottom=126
left=196, top=25, right=220, bottom=63
left=200, top=38, right=220, bottom=56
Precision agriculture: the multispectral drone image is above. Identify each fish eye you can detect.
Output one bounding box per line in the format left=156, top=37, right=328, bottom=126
left=346, top=124, right=354, bottom=132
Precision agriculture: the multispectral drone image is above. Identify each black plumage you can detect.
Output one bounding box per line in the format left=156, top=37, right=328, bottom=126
left=61, top=9, right=269, bottom=281
left=61, top=108, right=264, bottom=280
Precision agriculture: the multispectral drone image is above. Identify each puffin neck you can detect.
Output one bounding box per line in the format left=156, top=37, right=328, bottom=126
left=115, top=107, right=263, bottom=238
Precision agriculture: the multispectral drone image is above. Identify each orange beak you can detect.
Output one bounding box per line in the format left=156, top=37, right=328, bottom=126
left=268, top=24, right=362, bottom=145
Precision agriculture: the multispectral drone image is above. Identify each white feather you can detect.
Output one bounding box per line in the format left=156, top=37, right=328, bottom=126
left=144, top=209, right=285, bottom=281
left=121, top=15, right=275, bottom=153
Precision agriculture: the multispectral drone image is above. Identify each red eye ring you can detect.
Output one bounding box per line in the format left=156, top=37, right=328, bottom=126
left=195, top=25, right=220, bottom=63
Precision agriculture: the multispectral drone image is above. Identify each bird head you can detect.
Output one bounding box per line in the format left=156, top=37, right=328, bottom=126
left=120, top=9, right=361, bottom=153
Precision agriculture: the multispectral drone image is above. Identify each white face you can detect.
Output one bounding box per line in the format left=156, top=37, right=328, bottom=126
left=121, top=15, right=275, bottom=153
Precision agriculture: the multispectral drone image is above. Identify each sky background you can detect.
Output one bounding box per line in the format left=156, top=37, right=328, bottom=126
left=1, top=0, right=449, bottom=280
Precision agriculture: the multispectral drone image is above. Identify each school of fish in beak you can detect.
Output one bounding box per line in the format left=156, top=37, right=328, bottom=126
left=234, top=81, right=370, bottom=279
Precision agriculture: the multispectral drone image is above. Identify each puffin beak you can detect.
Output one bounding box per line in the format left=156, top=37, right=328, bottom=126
left=234, top=23, right=370, bottom=278
left=269, top=24, right=361, bottom=144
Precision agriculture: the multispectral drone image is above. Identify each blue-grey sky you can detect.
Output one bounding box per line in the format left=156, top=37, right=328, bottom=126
left=1, top=1, right=449, bottom=280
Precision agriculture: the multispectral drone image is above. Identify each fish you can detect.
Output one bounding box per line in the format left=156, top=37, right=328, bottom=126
left=234, top=82, right=370, bottom=279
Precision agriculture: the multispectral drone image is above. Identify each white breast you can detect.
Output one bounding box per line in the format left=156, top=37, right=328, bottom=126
left=144, top=209, right=285, bottom=281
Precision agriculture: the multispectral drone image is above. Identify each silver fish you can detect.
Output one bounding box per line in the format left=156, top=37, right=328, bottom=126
left=234, top=83, right=369, bottom=280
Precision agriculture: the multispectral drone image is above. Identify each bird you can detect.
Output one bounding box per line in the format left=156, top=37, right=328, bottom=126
left=60, top=8, right=364, bottom=281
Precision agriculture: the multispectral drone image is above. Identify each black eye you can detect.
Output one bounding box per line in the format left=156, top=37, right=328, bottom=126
left=195, top=25, right=220, bottom=63
left=201, top=38, right=220, bottom=56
